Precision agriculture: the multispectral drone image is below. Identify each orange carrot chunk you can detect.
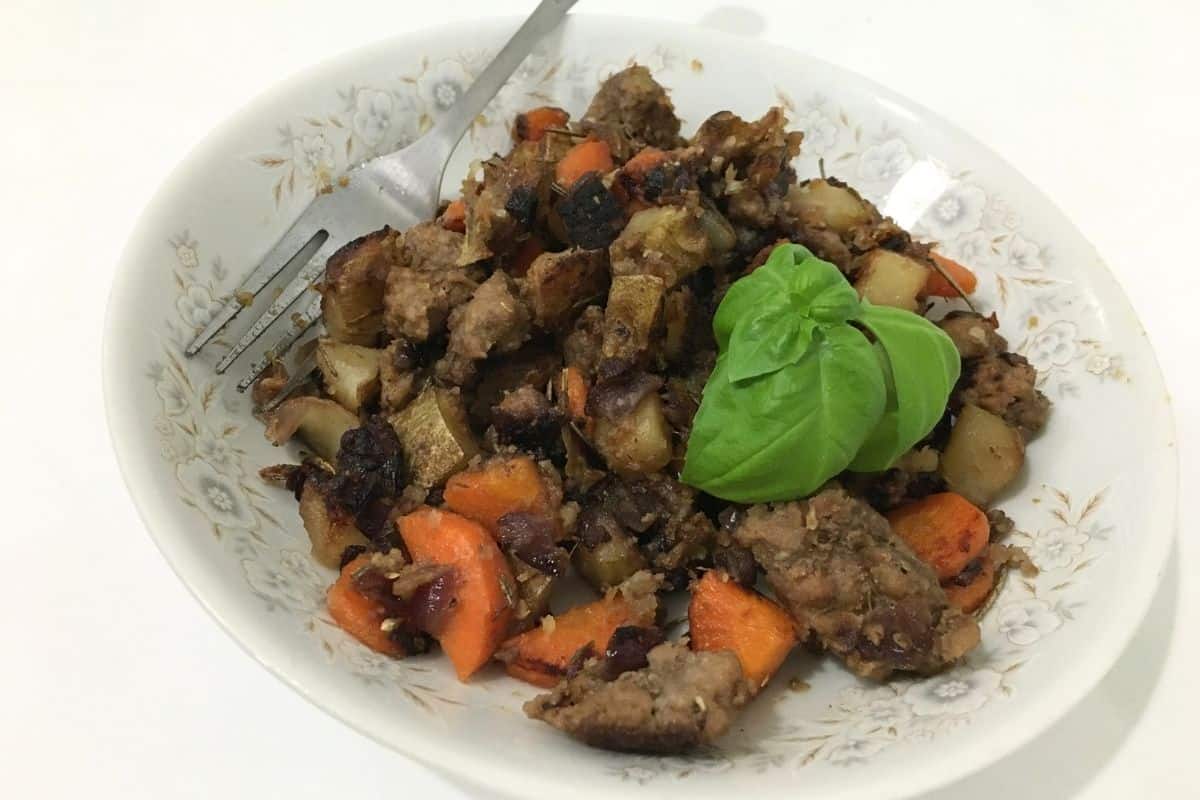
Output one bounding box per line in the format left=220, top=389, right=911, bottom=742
left=887, top=492, right=990, bottom=580
left=688, top=571, right=797, bottom=692
left=397, top=507, right=514, bottom=680
left=943, top=555, right=996, bottom=613
left=925, top=252, right=979, bottom=297
left=514, top=106, right=569, bottom=142
left=440, top=199, right=466, bottom=233
left=621, top=146, right=668, bottom=180
left=555, top=139, right=613, bottom=188
left=496, top=583, right=657, bottom=687
left=443, top=455, right=558, bottom=537
left=561, top=366, right=589, bottom=425
left=327, top=555, right=405, bottom=658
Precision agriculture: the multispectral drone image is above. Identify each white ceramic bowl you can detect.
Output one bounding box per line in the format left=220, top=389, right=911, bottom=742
left=103, top=15, right=1177, bottom=800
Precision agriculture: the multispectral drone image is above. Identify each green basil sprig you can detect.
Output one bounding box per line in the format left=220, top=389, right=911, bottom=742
left=680, top=244, right=960, bottom=503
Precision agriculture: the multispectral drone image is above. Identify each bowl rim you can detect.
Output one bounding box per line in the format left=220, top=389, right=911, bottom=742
left=102, top=13, right=1179, bottom=799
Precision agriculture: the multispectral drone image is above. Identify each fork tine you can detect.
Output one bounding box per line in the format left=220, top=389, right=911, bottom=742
left=236, top=294, right=324, bottom=393
left=213, top=237, right=338, bottom=374
left=184, top=221, right=328, bottom=357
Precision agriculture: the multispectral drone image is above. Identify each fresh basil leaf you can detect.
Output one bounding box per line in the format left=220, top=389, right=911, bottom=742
left=682, top=325, right=886, bottom=503
left=848, top=303, right=962, bottom=472
left=726, top=312, right=816, bottom=383
left=712, top=246, right=806, bottom=350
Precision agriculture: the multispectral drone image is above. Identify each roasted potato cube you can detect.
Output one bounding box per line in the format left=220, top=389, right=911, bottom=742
left=661, top=287, right=695, bottom=365
left=389, top=384, right=479, bottom=488
left=572, top=531, right=648, bottom=592
left=593, top=391, right=672, bottom=476
left=609, top=204, right=734, bottom=288
left=786, top=178, right=874, bottom=234
left=315, top=339, right=383, bottom=413
left=602, top=274, right=665, bottom=363
left=299, top=480, right=370, bottom=569
left=522, top=248, right=608, bottom=330
left=265, top=397, right=359, bottom=462
left=854, top=249, right=930, bottom=312
left=940, top=404, right=1025, bottom=507
left=320, top=228, right=396, bottom=345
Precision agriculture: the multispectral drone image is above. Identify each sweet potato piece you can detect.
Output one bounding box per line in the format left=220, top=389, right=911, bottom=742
left=443, top=456, right=560, bottom=537
left=440, top=199, right=467, bottom=233
left=397, top=507, right=515, bottom=680
left=514, top=106, right=569, bottom=142
left=688, top=570, right=796, bottom=692
left=327, top=555, right=403, bottom=657
left=942, top=555, right=996, bottom=613
left=496, top=571, right=660, bottom=687
left=926, top=252, right=979, bottom=297
left=556, top=139, right=614, bottom=188
left=887, top=492, right=990, bottom=580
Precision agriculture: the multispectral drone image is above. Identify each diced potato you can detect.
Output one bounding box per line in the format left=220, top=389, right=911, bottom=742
left=299, top=480, right=370, bottom=569
left=572, top=531, right=648, bottom=592
left=609, top=204, right=734, bottom=288
left=854, top=249, right=930, bottom=311
left=602, top=274, right=665, bottom=362
left=265, top=397, right=359, bottom=462
left=522, top=248, right=608, bottom=330
left=940, top=404, right=1025, bottom=507
left=593, top=392, right=672, bottom=475
left=315, top=339, right=383, bottom=413
left=389, top=384, right=479, bottom=488
left=786, top=179, right=874, bottom=234
left=320, top=228, right=396, bottom=345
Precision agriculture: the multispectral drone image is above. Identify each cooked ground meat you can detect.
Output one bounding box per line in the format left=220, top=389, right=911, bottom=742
left=954, top=352, right=1051, bottom=437
left=492, top=384, right=563, bottom=458
left=690, top=107, right=803, bottom=228
left=382, top=222, right=481, bottom=342
left=938, top=311, right=1008, bottom=360
left=525, top=641, right=750, bottom=753
left=734, top=488, right=980, bottom=680
left=581, top=65, right=684, bottom=160
left=437, top=271, right=533, bottom=385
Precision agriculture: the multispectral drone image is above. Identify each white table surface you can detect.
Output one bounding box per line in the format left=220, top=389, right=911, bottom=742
left=2, top=1, right=1196, bottom=797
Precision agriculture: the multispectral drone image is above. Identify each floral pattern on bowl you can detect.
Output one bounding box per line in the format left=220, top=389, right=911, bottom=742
left=104, top=17, right=1176, bottom=800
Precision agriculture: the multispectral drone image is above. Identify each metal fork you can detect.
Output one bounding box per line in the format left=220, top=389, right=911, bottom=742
left=185, top=0, right=578, bottom=398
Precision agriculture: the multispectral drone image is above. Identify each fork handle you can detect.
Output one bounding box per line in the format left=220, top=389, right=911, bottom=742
left=428, top=0, right=578, bottom=158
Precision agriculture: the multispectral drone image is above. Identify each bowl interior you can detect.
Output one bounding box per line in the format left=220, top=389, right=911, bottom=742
left=103, top=15, right=1176, bottom=800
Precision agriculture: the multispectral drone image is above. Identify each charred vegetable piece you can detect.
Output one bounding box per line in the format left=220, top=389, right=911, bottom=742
left=853, top=249, right=930, bottom=312
left=886, top=492, right=990, bottom=580
left=265, top=397, right=359, bottom=462
left=389, top=384, right=479, bottom=488
left=940, top=404, right=1025, bottom=507
left=299, top=478, right=370, bottom=569
left=320, top=228, right=396, bottom=345
left=555, top=173, right=625, bottom=251
left=315, top=339, right=383, bottom=413
left=397, top=507, right=516, bottom=680
left=497, top=570, right=660, bottom=687
left=688, top=570, right=796, bottom=693
left=602, top=274, right=665, bottom=363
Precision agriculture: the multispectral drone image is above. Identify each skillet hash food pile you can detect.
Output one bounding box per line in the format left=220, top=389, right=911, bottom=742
left=258, top=65, right=1048, bottom=754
